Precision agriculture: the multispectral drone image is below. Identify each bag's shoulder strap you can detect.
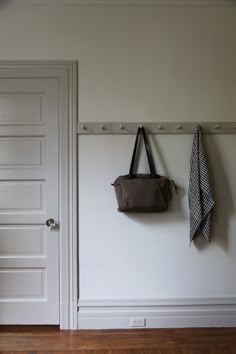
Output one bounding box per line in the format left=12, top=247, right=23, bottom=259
left=129, top=127, right=141, bottom=175
left=141, top=127, right=156, bottom=175
left=129, top=127, right=156, bottom=175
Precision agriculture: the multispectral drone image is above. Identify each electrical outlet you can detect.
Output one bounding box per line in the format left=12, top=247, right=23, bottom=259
left=130, top=317, right=146, bottom=328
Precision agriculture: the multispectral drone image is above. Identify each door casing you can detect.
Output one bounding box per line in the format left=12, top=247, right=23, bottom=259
left=0, top=61, right=78, bottom=330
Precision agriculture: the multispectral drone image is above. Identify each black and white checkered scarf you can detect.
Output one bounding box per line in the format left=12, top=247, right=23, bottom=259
left=188, top=126, right=214, bottom=244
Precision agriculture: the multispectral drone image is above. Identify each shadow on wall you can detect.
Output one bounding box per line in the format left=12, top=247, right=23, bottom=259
left=0, top=0, right=14, bottom=10
left=149, top=134, right=187, bottom=222
left=208, top=136, right=233, bottom=252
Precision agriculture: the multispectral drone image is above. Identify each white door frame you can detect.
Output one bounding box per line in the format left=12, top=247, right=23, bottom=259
left=0, top=61, right=78, bottom=330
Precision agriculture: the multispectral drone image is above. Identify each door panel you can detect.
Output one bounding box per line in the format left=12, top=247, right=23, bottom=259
left=0, top=137, right=44, bottom=166
left=0, top=78, right=59, bottom=324
left=0, top=269, right=46, bottom=298
left=0, top=226, right=46, bottom=257
left=0, top=93, right=43, bottom=124
left=0, top=181, right=45, bottom=210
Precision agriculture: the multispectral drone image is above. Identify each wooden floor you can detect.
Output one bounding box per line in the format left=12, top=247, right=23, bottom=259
left=0, top=326, right=236, bottom=354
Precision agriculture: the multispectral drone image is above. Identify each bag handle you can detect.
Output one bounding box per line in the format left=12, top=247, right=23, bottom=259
left=129, top=127, right=156, bottom=176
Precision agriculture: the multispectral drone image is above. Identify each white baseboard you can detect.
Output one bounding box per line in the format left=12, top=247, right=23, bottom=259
left=78, top=298, right=236, bottom=329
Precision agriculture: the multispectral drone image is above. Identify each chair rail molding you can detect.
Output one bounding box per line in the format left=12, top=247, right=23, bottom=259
left=78, top=298, right=236, bottom=329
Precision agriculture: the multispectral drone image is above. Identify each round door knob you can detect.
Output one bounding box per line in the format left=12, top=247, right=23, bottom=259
left=46, top=218, right=56, bottom=231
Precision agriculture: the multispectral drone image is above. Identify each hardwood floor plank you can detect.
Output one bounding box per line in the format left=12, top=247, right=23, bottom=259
left=0, top=327, right=236, bottom=353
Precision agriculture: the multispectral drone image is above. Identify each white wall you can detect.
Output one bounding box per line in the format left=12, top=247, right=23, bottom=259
left=0, top=0, right=236, bottom=328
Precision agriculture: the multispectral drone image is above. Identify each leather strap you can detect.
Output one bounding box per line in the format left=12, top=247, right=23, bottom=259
left=129, top=127, right=141, bottom=175
left=129, top=127, right=156, bottom=176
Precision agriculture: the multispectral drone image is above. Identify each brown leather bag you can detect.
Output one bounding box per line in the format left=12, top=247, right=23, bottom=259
left=112, top=127, right=175, bottom=213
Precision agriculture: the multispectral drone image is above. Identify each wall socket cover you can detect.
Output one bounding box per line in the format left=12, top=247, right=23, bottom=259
left=130, top=317, right=146, bottom=327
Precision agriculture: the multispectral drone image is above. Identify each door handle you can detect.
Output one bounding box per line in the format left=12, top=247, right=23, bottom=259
left=46, top=218, right=57, bottom=232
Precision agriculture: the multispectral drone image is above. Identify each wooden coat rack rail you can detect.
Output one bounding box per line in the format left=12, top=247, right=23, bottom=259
left=77, top=122, right=236, bottom=134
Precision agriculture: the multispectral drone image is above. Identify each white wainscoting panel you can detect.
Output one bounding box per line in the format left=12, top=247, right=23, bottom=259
left=78, top=299, right=236, bottom=329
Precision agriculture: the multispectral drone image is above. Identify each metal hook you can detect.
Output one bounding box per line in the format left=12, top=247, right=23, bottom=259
left=158, top=124, right=163, bottom=130
left=177, top=124, right=182, bottom=130
left=215, top=124, right=220, bottom=130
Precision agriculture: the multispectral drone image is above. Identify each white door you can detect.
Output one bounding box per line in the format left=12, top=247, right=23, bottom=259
left=0, top=77, right=60, bottom=324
